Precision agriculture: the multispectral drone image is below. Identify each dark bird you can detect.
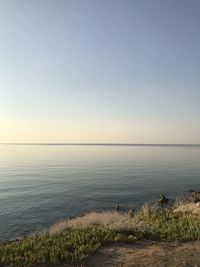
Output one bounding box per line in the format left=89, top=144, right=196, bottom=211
left=189, top=190, right=200, bottom=203
left=158, top=194, right=168, bottom=204
left=115, top=205, right=120, bottom=212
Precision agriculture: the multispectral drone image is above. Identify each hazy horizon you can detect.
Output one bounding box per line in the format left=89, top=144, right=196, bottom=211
left=1, top=142, right=200, bottom=146
left=1, top=0, right=200, bottom=143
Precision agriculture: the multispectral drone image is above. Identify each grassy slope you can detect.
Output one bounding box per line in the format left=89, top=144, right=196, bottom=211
left=1, top=206, right=200, bottom=266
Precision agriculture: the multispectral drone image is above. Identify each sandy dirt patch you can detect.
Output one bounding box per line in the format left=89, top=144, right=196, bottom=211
left=86, top=241, right=200, bottom=267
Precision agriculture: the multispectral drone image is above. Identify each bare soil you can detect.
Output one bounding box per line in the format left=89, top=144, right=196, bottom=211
left=85, top=241, right=200, bottom=267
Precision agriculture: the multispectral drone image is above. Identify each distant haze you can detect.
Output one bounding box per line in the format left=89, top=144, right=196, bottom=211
left=1, top=0, right=200, bottom=143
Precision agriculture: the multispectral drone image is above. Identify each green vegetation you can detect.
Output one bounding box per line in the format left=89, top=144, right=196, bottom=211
left=137, top=208, right=200, bottom=241
left=1, top=205, right=200, bottom=266
left=0, top=227, right=140, bottom=267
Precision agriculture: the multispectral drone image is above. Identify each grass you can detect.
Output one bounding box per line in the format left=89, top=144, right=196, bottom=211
left=136, top=204, right=200, bottom=241
left=48, top=210, right=147, bottom=234
left=1, top=203, right=200, bottom=266
left=0, top=227, right=139, bottom=267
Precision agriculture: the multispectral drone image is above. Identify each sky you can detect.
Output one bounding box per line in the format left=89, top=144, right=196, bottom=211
left=0, top=0, right=200, bottom=143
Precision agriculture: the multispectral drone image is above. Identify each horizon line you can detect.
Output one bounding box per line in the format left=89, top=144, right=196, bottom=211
left=1, top=143, right=200, bottom=146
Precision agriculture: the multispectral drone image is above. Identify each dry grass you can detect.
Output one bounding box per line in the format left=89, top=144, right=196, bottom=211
left=49, top=210, right=149, bottom=234
left=171, top=195, right=194, bottom=209
left=173, top=202, right=200, bottom=213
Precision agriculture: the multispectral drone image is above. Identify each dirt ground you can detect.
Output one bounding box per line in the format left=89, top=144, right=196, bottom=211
left=85, top=241, right=200, bottom=267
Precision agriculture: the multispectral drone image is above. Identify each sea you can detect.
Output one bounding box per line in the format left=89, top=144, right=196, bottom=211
left=0, top=144, right=200, bottom=243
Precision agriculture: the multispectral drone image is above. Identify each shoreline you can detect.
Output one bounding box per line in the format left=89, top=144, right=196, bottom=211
left=1, top=199, right=200, bottom=266
left=0, top=196, right=195, bottom=245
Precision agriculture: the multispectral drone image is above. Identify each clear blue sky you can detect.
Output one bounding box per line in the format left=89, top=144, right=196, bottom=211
left=0, top=0, right=200, bottom=143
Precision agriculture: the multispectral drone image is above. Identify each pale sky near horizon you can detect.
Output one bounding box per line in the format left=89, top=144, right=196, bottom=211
left=0, top=0, right=200, bottom=143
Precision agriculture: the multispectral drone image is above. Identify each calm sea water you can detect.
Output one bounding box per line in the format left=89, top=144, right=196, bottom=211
left=1, top=144, right=200, bottom=242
